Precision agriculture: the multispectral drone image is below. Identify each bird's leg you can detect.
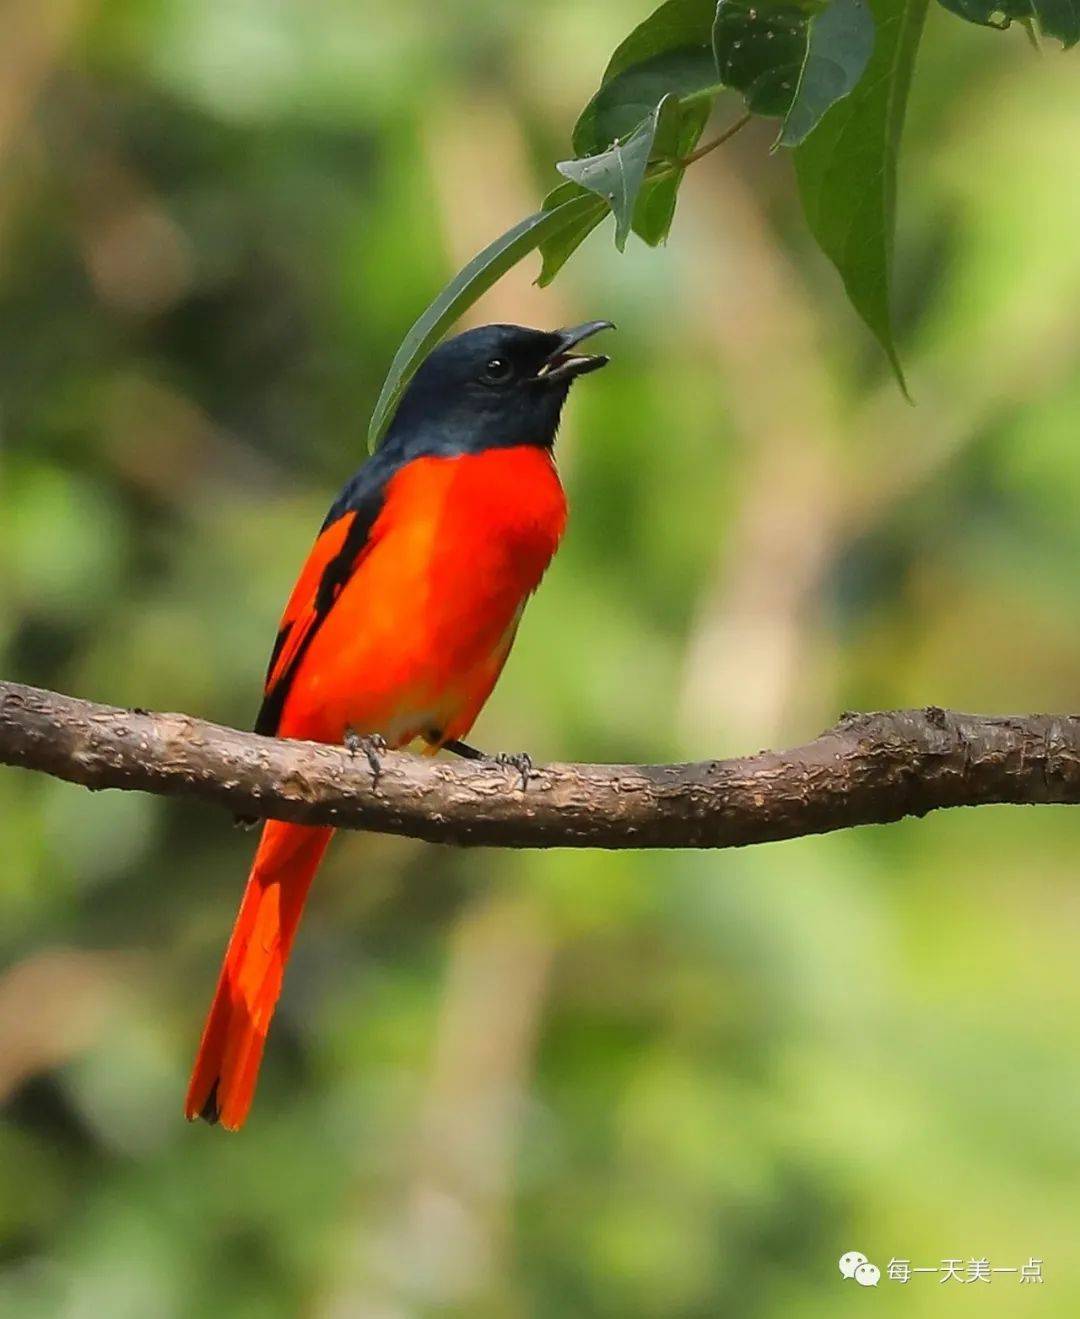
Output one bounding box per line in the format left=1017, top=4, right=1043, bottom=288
left=345, top=727, right=388, bottom=781
left=495, top=749, right=534, bottom=791
left=441, top=738, right=484, bottom=761
left=442, top=738, right=533, bottom=791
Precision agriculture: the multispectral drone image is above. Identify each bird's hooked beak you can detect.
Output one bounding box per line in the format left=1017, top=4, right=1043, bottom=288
left=534, top=320, right=614, bottom=383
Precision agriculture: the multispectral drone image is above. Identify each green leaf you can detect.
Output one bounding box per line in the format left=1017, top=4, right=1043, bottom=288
left=594, top=0, right=720, bottom=82
left=935, top=0, right=1027, bottom=25
left=631, top=96, right=711, bottom=246
left=778, top=0, right=876, bottom=146
left=566, top=0, right=719, bottom=247
left=536, top=182, right=609, bottom=286
left=574, top=48, right=722, bottom=156
left=713, top=0, right=874, bottom=134
left=572, top=0, right=719, bottom=155
left=936, top=0, right=1078, bottom=46
left=1034, top=0, right=1080, bottom=45
left=558, top=95, right=683, bottom=250
left=713, top=1, right=811, bottom=117
left=1038, top=0, right=1080, bottom=43
left=632, top=174, right=685, bottom=246
left=793, top=0, right=928, bottom=392
left=367, top=193, right=600, bottom=447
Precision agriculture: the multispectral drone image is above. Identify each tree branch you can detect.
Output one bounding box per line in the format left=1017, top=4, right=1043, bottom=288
left=2, top=680, right=1079, bottom=849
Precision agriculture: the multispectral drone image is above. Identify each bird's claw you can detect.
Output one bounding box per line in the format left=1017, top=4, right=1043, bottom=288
left=345, top=729, right=388, bottom=781
left=442, top=738, right=533, bottom=790
left=495, top=750, right=533, bottom=791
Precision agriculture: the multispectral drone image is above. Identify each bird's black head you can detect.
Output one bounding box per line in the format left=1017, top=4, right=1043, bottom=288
left=382, top=321, right=613, bottom=458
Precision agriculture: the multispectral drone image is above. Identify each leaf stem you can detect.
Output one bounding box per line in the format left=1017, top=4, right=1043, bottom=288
left=679, top=111, right=753, bottom=166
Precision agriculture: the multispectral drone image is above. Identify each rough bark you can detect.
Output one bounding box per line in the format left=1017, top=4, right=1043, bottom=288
left=1, top=680, right=1079, bottom=849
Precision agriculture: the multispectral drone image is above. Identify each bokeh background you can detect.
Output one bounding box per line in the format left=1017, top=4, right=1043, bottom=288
left=2, top=2, right=1079, bottom=1315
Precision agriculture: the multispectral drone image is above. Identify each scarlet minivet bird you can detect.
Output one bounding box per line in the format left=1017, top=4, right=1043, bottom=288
left=185, top=320, right=612, bottom=1129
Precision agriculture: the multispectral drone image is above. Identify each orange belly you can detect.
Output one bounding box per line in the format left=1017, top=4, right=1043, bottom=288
left=277, top=445, right=567, bottom=748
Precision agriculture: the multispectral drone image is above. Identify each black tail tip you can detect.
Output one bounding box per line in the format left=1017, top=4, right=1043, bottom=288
left=196, top=1079, right=221, bottom=1125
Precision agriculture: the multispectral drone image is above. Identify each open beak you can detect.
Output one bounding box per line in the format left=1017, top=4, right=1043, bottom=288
left=535, top=320, right=614, bottom=383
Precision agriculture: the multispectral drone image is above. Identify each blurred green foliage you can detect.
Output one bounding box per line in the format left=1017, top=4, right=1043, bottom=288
left=2, top=2, right=1080, bottom=1316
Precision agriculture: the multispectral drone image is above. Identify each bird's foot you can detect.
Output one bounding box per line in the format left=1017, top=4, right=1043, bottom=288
left=345, top=728, right=388, bottom=781
left=495, top=750, right=533, bottom=791
left=443, top=739, right=533, bottom=790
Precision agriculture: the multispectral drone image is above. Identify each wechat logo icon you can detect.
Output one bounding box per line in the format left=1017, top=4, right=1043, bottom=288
left=840, top=1251, right=880, bottom=1287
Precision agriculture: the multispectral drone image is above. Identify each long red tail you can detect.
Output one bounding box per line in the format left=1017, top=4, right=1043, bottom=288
left=185, top=820, right=333, bottom=1130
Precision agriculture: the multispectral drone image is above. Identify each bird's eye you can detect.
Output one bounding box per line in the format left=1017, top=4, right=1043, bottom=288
left=480, top=357, right=514, bottom=386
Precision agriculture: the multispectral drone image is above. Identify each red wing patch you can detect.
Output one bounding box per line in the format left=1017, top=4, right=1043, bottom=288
left=264, top=512, right=355, bottom=694
left=254, top=510, right=374, bottom=738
